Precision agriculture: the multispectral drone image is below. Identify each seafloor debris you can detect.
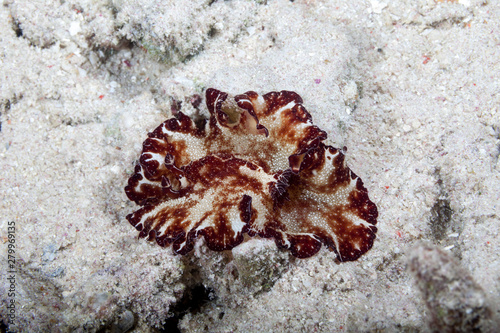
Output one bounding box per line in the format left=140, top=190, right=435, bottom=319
left=408, top=243, right=494, bottom=332
left=125, top=88, right=378, bottom=260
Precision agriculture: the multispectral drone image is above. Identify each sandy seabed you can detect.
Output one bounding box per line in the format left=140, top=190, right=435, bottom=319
left=0, top=0, right=499, bottom=332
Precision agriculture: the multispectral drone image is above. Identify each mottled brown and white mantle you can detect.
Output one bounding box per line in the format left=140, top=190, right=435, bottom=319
left=125, top=88, right=378, bottom=260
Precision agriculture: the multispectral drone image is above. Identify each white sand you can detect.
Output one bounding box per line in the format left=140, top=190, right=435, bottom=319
left=0, top=0, right=499, bottom=332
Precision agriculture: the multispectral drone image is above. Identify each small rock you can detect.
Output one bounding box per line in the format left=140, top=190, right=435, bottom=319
left=69, top=21, right=81, bottom=36
left=112, top=310, right=135, bottom=333
left=408, top=243, right=494, bottom=333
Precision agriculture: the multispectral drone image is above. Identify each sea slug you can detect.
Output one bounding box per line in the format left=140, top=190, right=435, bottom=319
left=125, top=88, right=378, bottom=260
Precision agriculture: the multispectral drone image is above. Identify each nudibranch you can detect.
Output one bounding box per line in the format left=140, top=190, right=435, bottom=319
left=125, top=88, right=378, bottom=260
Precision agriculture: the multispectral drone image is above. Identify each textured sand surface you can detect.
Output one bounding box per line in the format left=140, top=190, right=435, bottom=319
left=0, top=0, right=499, bottom=332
